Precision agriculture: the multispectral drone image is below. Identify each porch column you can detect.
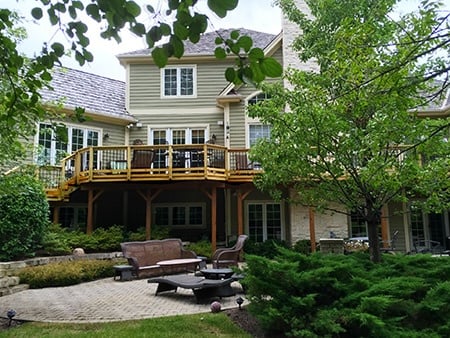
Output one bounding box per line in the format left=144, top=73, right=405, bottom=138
left=237, top=189, right=252, bottom=236
left=309, top=207, right=316, bottom=252
left=86, top=189, right=104, bottom=235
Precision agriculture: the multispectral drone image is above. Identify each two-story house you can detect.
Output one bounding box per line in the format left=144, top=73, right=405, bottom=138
left=17, top=1, right=450, bottom=253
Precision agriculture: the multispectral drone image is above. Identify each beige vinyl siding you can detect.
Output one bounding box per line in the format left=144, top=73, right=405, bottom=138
left=128, top=60, right=233, bottom=111
left=128, top=111, right=225, bottom=145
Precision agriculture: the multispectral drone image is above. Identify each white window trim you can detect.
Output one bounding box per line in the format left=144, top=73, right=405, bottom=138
left=245, top=200, right=284, bottom=241
left=160, top=65, right=197, bottom=98
left=148, top=124, right=210, bottom=145
left=35, top=122, right=103, bottom=165
left=153, top=202, right=206, bottom=229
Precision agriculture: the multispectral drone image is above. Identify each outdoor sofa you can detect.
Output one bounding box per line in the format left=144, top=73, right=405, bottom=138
left=120, top=238, right=198, bottom=278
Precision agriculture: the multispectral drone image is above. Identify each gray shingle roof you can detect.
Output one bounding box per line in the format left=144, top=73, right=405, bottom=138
left=118, top=28, right=277, bottom=58
left=40, top=67, right=130, bottom=120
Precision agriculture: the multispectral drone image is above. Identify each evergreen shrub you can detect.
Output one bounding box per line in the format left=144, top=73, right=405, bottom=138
left=244, top=249, right=450, bottom=337
left=18, top=259, right=118, bottom=288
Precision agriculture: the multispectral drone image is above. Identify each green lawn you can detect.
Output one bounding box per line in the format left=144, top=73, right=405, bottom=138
left=0, top=313, right=251, bottom=338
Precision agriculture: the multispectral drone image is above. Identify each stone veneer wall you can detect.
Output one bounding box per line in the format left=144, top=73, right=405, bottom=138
left=0, top=252, right=123, bottom=297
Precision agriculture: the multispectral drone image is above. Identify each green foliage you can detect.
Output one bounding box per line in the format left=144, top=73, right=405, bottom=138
left=186, top=240, right=212, bottom=258
left=18, top=259, right=117, bottom=288
left=293, top=239, right=313, bottom=254
left=252, top=0, right=450, bottom=262
left=243, top=239, right=290, bottom=258
left=0, top=172, right=50, bottom=261
left=39, top=223, right=72, bottom=256
left=244, top=248, right=450, bottom=337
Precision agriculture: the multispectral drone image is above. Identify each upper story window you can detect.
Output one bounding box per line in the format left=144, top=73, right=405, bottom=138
left=248, top=92, right=271, bottom=105
left=249, top=124, right=271, bottom=147
left=161, top=65, right=196, bottom=98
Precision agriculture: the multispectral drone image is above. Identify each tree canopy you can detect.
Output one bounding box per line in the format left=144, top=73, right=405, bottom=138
left=250, top=0, right=450, bottom=262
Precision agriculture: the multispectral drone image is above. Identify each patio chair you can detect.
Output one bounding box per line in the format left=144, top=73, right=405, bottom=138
left=380, top=230, right=399, bottom=254
left=211, top=234, right=248, bottom=268
left=131, top=150, right=154, bottom=169
left=413, top=239, right=444, bottom=254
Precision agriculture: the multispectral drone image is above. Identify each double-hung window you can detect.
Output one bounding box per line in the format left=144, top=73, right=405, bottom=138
left=162, top=65, right=196, bottom=98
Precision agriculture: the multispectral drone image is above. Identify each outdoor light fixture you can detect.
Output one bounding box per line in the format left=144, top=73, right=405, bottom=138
left=236, top=296, right=244, bottom=310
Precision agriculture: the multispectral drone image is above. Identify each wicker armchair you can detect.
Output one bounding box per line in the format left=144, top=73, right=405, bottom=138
left=211, top=234, right=248, bottom=268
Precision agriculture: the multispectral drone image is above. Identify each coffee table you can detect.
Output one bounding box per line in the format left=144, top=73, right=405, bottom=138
left=200, top=268, right=234, bottom=280
left=157, top=258, right=202, bottom=274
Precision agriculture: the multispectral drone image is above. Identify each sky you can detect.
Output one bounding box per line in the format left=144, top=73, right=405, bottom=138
left=2, top=0, right=448, bottom=81
left=2, top=0, right=282, bottom=81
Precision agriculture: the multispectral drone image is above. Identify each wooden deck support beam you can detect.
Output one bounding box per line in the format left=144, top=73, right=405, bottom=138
left=86, top=189, right=104, bottom=235
left=309, top=207, right=316, bottom=252
left=137, top=189, right=161, bottom=240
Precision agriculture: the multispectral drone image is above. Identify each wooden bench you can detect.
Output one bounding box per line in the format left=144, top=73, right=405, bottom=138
left=120, top=238, right=198, bottom=278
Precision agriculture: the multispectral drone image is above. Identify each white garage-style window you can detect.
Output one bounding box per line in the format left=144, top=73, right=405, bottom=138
left=161, top=65, right=197, bottom=98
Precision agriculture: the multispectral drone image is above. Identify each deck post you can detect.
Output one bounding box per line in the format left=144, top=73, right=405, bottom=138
left=86, top=189, right=104, bottom=235
left=145, top=190, right=152, bottom=240
left=211, top=187, right=217, bottom=252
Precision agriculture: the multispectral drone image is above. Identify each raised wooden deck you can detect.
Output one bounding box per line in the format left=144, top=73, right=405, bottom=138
left=39, top=145, right=262, bottom=201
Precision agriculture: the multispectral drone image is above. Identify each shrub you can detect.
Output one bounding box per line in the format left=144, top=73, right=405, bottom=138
left=244, top=250, right=450, bottom=337
left=187, top=240, right=212, bottom=258
left=127, top=225, right=170, bottom=241
left=39, top=223, right=72, bottom=256
left=91, top=225, right=124, bottom=252
left=243, top=239, right=289, bottom=259
left=0, top=171, right=50, bottom=261
left=292, top=239, right=313, bottom=254
left=18, top=259, right=119, bottom=288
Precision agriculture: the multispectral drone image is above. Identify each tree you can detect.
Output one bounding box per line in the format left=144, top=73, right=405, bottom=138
left=249, top=0, right=450, bottom=262
left=0, top=0, right=282, bottom=166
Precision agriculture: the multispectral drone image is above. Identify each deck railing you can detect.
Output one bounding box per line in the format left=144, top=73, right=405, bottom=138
left=37, top=145, right=261, bottom=199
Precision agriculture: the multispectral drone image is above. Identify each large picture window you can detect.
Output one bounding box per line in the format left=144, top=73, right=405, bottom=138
left=247, top=202, right=282, bottom=242
left=154, top=203, right=205, bottom=228
left=36, top=123, right=100, bottom=166
left=162, top=66, right=196, bottom=97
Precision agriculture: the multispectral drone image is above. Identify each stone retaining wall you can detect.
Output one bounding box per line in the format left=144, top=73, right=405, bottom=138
left=0, top=252, right=123, bottom=297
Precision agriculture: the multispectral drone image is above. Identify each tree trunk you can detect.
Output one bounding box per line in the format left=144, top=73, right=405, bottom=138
left=367, top=211, right=382, bottom=263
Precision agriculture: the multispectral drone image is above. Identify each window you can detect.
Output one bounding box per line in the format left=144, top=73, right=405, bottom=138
left=247, top=202, right=282, bottom=242
left=350, top=212, right=367, bottom=237
left=248, top=92, right=271, bottom=105
left=162, top=66, right=196, bottom=97
left=249, top=124, right=271, bottom=147
left=56, top=206, right=87, bottom=229
left=154, top=203, right=205, bottom=228
left=36, top=123, right=100, bottom=166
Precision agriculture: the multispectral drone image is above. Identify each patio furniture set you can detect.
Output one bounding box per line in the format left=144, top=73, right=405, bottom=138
left=116, top=235, right=248, bottom=303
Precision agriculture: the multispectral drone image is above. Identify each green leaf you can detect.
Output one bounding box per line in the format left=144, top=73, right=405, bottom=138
left=225, top=67, right=236, bottom=82
left=170, top=35, right=184, bottom=58
left=250, top=62, right=265, bottom=83
left=86, top=4, right=101, bottom=22
left=51, top=42, right=65, bottom=57
left=31, top=7, right=43, bottom=20
left=237, top=36, right=253, bottom=52
left=152, top=47, right=168, bottom=68
left=260, top=57, right=283, bottom=78
left=168, top=0, right=179, bottom=10
left=148, top=26, right=162, bottom=42
left=131, top=23, right=146, bottom=36
left=215, top=36, right=223, bottom=45
left=230, top=30, right=240, bottom=39
left=125, top=1, right=141, bottom=17
left=160, top=23, right=172, bottom=36
left=146, top=5, right=155, bottom=13
left=173, top=21, right=189, bottom=40
left=83, top=49, right=93, bottom=62
left=248, top=48, right=265, bottom=61
left=214, top=47, right=227, bottom=59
